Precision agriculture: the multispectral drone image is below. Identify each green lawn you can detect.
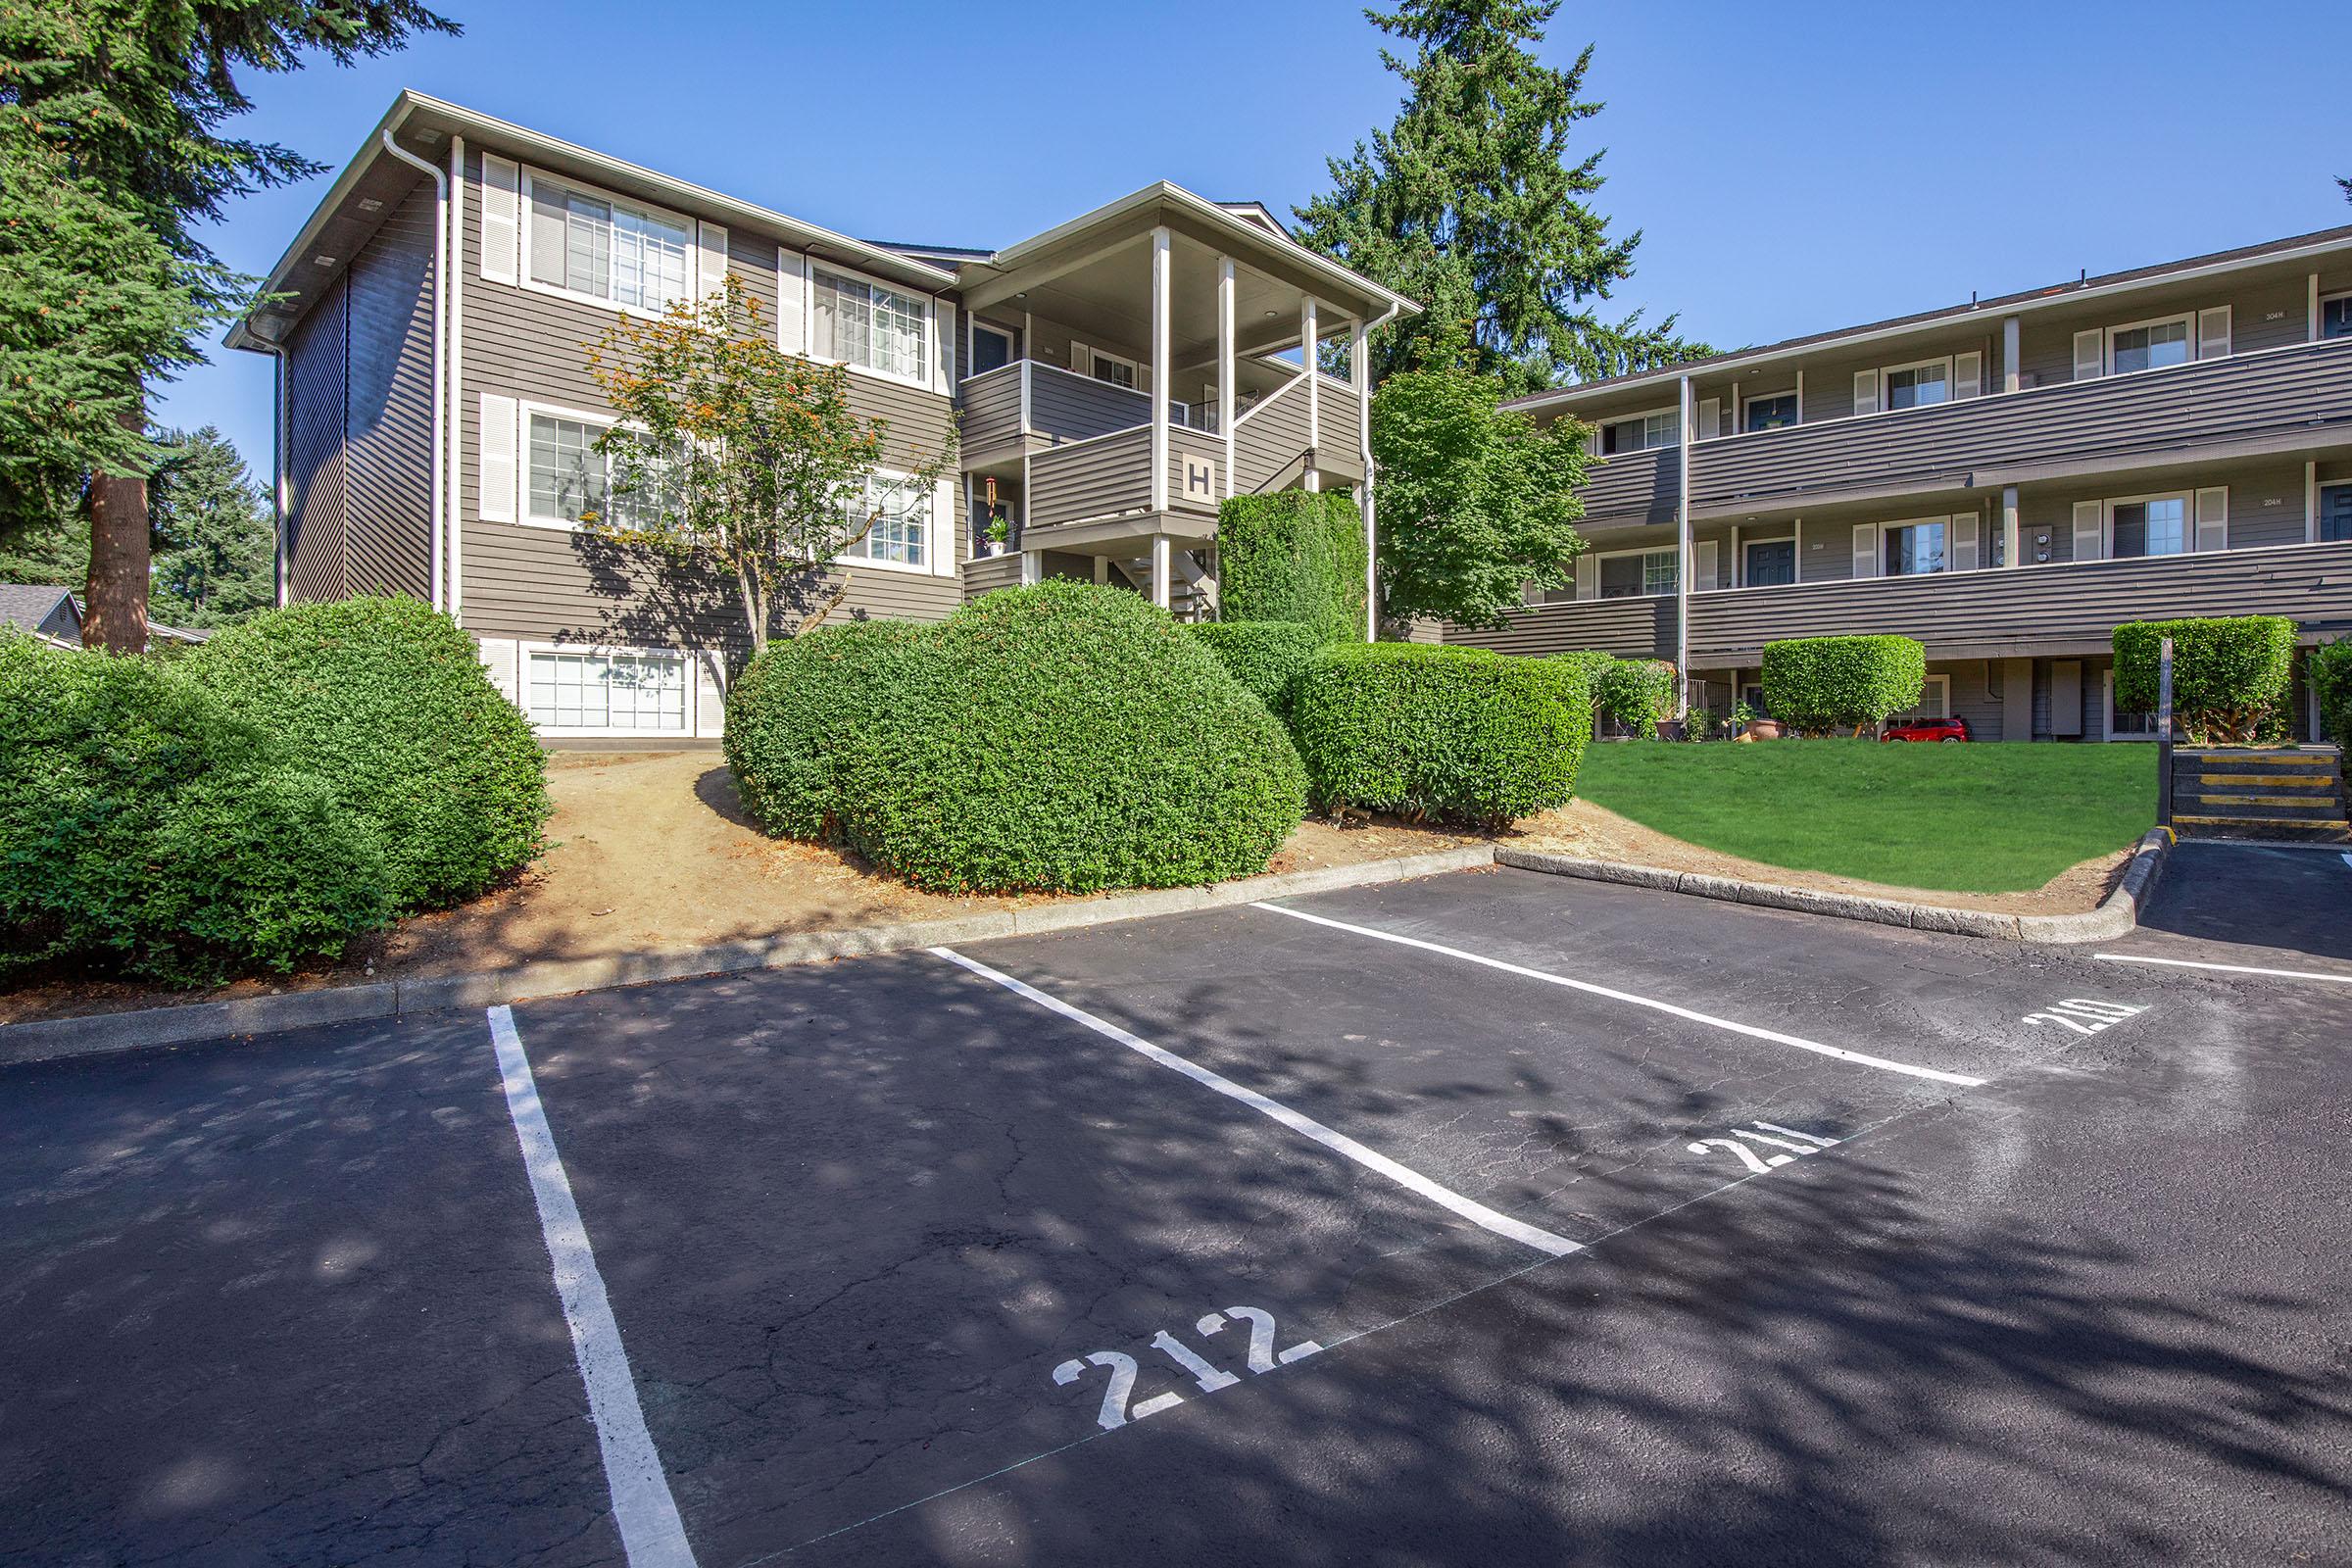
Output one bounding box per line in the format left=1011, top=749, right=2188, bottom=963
left=1571, top=739, right=2156, bottom=894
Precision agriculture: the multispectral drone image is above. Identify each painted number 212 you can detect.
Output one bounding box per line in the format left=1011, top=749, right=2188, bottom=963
left=1054, top=1305, right=1321, bottom=1431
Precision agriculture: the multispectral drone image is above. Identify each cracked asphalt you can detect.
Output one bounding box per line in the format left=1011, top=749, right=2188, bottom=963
left=4, top=848, right=2349, bottom=1566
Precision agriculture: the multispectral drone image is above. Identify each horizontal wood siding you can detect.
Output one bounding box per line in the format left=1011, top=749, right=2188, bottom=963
left=1692, top=338, right=2352, bottom=512
left=961, top=553, right=1025, bottom=599
left=1316, top=372, right=1363, bottom=466
left=1027, top=362, right=1152, bottom=443
left=342, top=178, right=435, bottom=601
left=285, top=276, right=348, bottom=604
left=1028, top=426, right=1152, bottom=527
left=456, top=141, right=963, bottom=649
left=1234, top=385, right=1313, bottom=492
left=1687, top=541, right=2352, bottom=664
left=956, top=365, right=1023, bottom=454
left=1577, top=446, right=1678, bottom=527
left=1444, top=596, right=1676, bottom=660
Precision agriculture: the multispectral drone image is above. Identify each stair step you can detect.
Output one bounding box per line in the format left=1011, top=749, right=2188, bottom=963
left=2188, top=772, right=2338, bottom=790
left=2172, top=800, right=2350, bottom=823
left=2176, top=754, right=2337, bottom=771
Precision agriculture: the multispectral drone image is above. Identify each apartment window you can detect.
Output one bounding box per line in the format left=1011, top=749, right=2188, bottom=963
left=1883, top=519, right=1946, bottom=576
left=526, top=412, right=668, bottom=529
left=525, top=649, right=688, bottom=733
left=2325, top=294, right=2352, bottom=341
left=970, top=321, right=1014, bottom=377
left=1598, top=549, right=1678, bottom=599
left=526, top=175, right=691, bottom=313
left=812, top=268, right=929, bottom=382
left=2111, top=496, right=2187, bottom=559
left=1886, top=673, right=1951, bottom=722
left=1600, top=410, right=1679, bottom=454
left=2318, top=483, right=2352, bottom=543
left=2109, top=317, right=2192, bottom=374
left=1883, top=361, right=1950, bottom=411
left=839, top=473, right=931, bottom=568
left=1077, top=343, right=1142, bottom=390
left=1743, top=392, right=1798, bottom=432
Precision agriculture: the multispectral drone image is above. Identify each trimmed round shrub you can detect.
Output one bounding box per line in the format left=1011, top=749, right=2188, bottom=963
left=1185, top=620, right=1322, bottom=721
left=1291, top=644, right=1592, bottom=828
left=1217, top=491, right=1369, bottom=644
left=1544, top=651, right=1677, bottom=739
left=725, top=582, right=1306, bottom=893
left=187, top=596, right=549, bottom=910
left=2312, top=637, right=2352, bottom=750
left=2113, top=615, right=2296, bottom=745
left=0, top=633, right=391, bottom=984
left=1761, top=634, right=1926, bottom=736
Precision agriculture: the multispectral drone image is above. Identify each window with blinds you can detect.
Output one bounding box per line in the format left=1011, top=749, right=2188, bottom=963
left=812, top=268, right=928, bottom=381
left=526, top=175, right=691, bottom=312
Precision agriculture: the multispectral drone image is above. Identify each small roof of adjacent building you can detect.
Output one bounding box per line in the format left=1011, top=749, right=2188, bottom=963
left=0, top=584, right=80, bottom=643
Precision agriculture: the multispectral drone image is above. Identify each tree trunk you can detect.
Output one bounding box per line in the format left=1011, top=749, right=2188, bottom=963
left=83, top=402, right=149, bottom=655
left=739, top=566, right=766, bottom=661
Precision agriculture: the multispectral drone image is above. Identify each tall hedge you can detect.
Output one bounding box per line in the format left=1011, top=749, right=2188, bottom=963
left=0, top=633, right=392, bottom=984
left=2113, top=615, right=2296, bottom=745
left=1761, top=635, right=1926, bottom=736
left=725, top=582, right=1306, bottom=893
left=1290, top=643, right=1591, bottom=828
left=188, top=597, right=550, bottom=910
left=1217, top=490, right=1368, bottom=644
left=2312, top=638, right=2352, bottom=750
left=1184, top=620, right=1322, bottom=720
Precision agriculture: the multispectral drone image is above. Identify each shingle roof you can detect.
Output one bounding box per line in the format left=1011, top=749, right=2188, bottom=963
left=0, top=583, right=74, bottom=636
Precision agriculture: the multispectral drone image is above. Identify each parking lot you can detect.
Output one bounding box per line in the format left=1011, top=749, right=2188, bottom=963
left=6, top=851, right=2350, bottom=1566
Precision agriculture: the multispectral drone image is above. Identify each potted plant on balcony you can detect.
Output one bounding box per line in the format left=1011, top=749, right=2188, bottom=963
left=979, top=508, right=1010, bottom=558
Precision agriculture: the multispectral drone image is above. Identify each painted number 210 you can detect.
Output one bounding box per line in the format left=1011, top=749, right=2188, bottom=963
left=1054, top=1305, right=1321, bottom=1432
left=2021, top=998, right=2147, bottom=1036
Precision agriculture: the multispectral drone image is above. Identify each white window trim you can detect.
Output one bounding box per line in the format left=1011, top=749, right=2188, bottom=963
left=967, top=318, right=1016, bottom=379
left=1888, top=673, right=1952, bottom=722
left=1739, top=388, right=1800, bottom=432
left=2323, top=290, right=2352, bottom=333
left=833, top=466, right=939, bottom=576
left=514, top=397, right=649, bottom=532
left=2102, top=489, right=2194, bottom=560
left=1737, top=531, right=1797, bottom=588
left=515, top=167, right=699, bottom=318
left=1073, top=340, right=1145, bottom=390
left=518, top=639, right=702, bottom=739
left=1599, top=403, right=1682, bottom=453
left=1876, top=355, right=1956, bottom=413
left=2103, top=311, right=2196, bottom=375
left=1876, top=514, right=1953, bottom=576
left=1592, top=544, right=1681, bottom=598
left=808, top=257, right=937, bottom=391
left=2101, top=668, right=2160, bottom=743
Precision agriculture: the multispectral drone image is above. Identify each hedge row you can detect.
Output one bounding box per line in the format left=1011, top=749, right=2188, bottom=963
left=1760, top=635, right=1926, bottom=735
left=2313, top=638, right=2352, bottom=750
left=2113, top=615, right=2297, bottom=745
left=1545, top=650, right=1675, bottom=738
left=1290, top=643, right=1591, bottom=829
left=1184, top=620, right=1323, bottom=720
left=1217, top=491, right=1369, bottom=646
left=727, top=581, right=1306, bottom=893
left=0, top=598, right=550, bottom=987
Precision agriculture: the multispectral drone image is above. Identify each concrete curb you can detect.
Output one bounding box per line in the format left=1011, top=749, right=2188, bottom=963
left=0, top=845, right=1496, bottom=1067
left=1496, top=828, right=2174, bottom=947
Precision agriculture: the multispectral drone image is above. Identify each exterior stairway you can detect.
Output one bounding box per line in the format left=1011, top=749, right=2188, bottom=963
left=2170, top=748, right=2351, bottom=844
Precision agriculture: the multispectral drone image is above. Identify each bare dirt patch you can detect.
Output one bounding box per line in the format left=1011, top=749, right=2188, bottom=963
left=2, top=751, right=1478, bottom=1025
left=1511, top=797, right=2132, bottom=916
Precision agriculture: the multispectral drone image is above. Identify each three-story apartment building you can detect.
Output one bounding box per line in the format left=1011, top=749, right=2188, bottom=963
left=228, top=92, right=1409, bottom=742
left=1453, top=227, right=2352, bottom=741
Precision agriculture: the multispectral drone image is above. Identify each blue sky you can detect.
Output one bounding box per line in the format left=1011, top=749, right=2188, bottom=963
left=160, top=0, right=2350, bottom=477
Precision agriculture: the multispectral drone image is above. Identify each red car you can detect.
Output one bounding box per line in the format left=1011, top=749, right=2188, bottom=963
left=1881, top=714, right=1971, bottom=743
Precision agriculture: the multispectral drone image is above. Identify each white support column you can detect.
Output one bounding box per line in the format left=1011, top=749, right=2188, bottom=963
left=2308, top=461, right=2321, bottom=543
left=1353, top=316, right=1374, bottom=641
left=1301, top=295, right=1320, bottom=492
left=2310, top=273, right=2323, bottom=342
left=1150, top=226, right=1171, bottom=514
left=2001, top=484, right=2022, bottom=568
left=1793, top=369, right=1805, bottom=424
left=447, top=134, right=466, bottom=622
left=1151, top=534, right=1172, bottom=611
left=2002, top=316, right=2021, bottom=393
left=1095, top=555, right=1109, bottom=586
left=1020, top=551, right=1043, bottom=586
left=1218, top=256, right=1236, bottom=500
left=1674, top=374, right=1693, bottom=716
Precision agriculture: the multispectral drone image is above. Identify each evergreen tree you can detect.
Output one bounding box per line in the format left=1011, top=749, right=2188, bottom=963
left=0, top=0, right=455, bottom=652
left=1296, top=0, right=1707, bottom=396
left=148, top=425, right=272, bottom=627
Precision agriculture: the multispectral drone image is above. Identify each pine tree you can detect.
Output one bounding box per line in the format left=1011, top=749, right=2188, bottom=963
left=148, top=426, right=273, bottom=627
left=1296, top=0, right=1707, bottom=396
left=0, top=0, right=456, bottom=652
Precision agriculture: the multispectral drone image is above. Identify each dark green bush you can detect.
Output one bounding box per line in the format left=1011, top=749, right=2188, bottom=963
left=2113, top=615, right=2296, bottom=745
left=188, top=597, right=549, bottom=910
left=1185, top=620, right=1322, bottom=720
left=1217, top=490, right=1368, bottom=644
left=1291, top=643, right=1591, bottom=828
left=725, top=582, right=1306, bottom=893
left=1544, top=650, right=1676, bottom=739
left=0, top=633, right=391, bottom=984
left=1761, top=635, right=1926, bottom=736
left=2312, top=638, right=2352, bottom=749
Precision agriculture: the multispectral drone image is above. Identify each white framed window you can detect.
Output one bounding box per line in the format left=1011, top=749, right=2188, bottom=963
left=521, top=171, right=693, bottom=315
left=1882, top=357, right=1952, bottom=412
left=2107, top=313, right=2193, bottom=375
left=1882, top=516, right=1948, bottom=576
left=2325, top=292, right=2352, bottom=341
left=1599, top=407, right=1680, bottom=454
left=521, top=404, right=669, bottom=531
left=969, top=319, right=1015, bottom=378
left=837, top=471, right=933, bottom=571
left=2107, top=492, right=2189, bottom=560
left=1074, top=341, right=1143, bottom=391
left=1596, top=547, right=1678, bottom=599
left=1887, top=673, right=1951, bottom=722
left=2102, top=669, right=2159, bottom=742
left=811, top=265, right=931, bottom=385
left=524, top=646, right=692, bottom=735
left=1742, top=391, right=1798, bottom=432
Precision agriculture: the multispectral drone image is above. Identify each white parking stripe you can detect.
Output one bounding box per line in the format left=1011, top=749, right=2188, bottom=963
left=1251, top=902, right=1988, bottom=1088
left=929, top=947, right=1583, bottom=1258
left=2092, top=953, right=2352, bottom=984
left=488, top=1006, right=699, bottom=1568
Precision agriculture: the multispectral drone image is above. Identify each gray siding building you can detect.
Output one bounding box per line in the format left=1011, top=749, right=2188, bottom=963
left=1466, top=228, right=2352, bottom=741
left=230, top=92, right=1409, bottom=743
